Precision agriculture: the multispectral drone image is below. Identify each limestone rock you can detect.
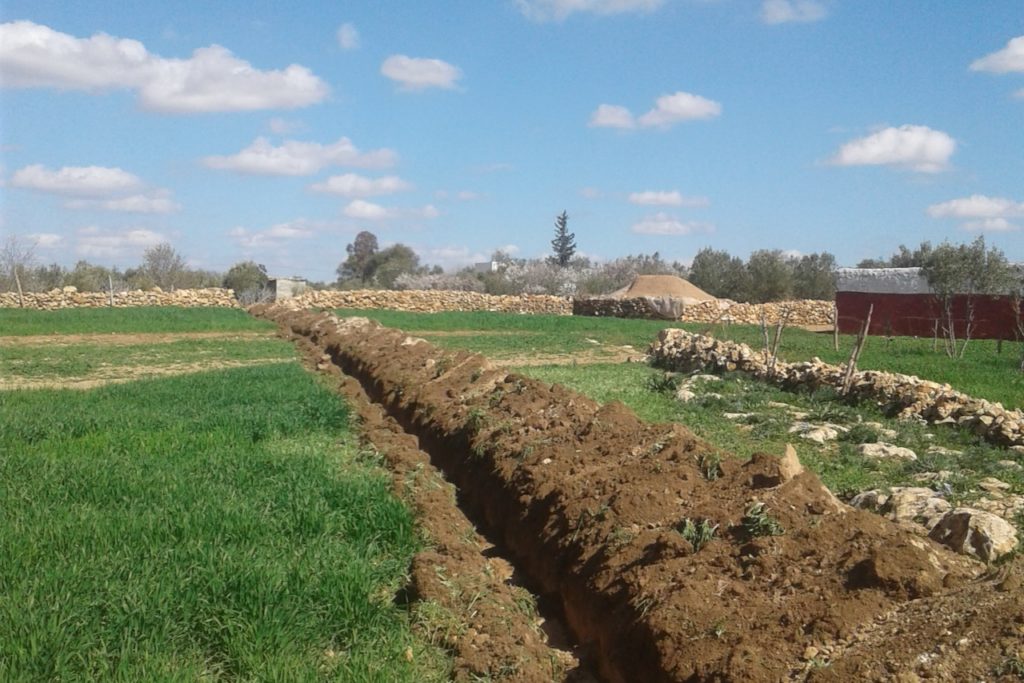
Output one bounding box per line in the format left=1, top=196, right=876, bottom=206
left=928, top=508, right=1019, bottom=562
left=882, top=487, right=951, bottom=529
left=858, top=442, right=917, bottom=462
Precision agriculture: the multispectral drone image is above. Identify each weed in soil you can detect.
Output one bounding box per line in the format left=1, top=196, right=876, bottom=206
left=676, top=518, right=719, bottom=552
left=741, top=502, right=785, bottom=538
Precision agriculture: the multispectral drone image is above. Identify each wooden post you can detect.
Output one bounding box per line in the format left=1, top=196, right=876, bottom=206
left=841, top=304, right=873, bottom=396
left=108, top=273, right=114, bottom=307
left=14, top=268, right=24, bottom=308
left=832, top=302, right=840, bottom=352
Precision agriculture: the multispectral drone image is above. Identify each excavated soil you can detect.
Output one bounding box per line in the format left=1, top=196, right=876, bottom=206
left=256, top=304, right=1024, bottom=683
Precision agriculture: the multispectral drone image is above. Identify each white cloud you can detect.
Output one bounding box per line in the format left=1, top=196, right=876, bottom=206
left=630, top=212, right=714, bottom=235
left=963, top=218, right=1019, bottom=232
left=230, top=220, right=317, bottom=250
left=637, top=91, right=722, bottom=128
left=381, top=55, right=462, bottom=91
left=66, top=192, right=181, bottom=214
left=628, top=190, right=709, bottom=207
left=11, top=164, right=142, bottom=196
left=830, top=125, right=956, bottom=173
left=0, top=20, right=328, bottom=113
left=27, top=233, right=63, bottom=248
left=591, top=91, right=721, bottom=131
left=336, top=23, right=360, bottom=50
left=760, top=0, right=827, bottom=25
left=589, top=104, right=635, bottom=129
left=970, top=35, right=1024, bottom=73
left=203, top=136, right=397, bottom=176
left=517, top=0, right=663, bottom=21
left=76, top=227, right=165, bottom=258
left=310, top=173, right=412, bottom=197
left=342, top=199, right=439, bottom=221
left=927, top=194, right=1024, bottom=232
left=927, top=194, right=1024, bottom=219
left=343, top=199, right=391, bottom=220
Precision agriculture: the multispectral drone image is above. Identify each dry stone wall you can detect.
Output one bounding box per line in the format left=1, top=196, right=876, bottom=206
left=287, top=288, right=572, bottom=315
left=650, top=328, right=1024, bottom=449
left=0, top=286, right=239, bottom=310
left=577, top=297, right=834, bottom=325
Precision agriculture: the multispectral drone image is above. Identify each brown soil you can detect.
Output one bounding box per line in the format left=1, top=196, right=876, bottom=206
left=607, top=275, right=715, bottom=303
left=0, top=330, right=273, bottom=347
left=0, top=358, right=285, bottom=391
left=256, top=304, right=1024, bottom=683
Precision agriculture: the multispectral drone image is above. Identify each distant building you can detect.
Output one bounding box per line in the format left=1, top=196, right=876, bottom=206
left=267, top=277, right=307, bottom=301
left=835, top=267, right=1023, bottom=339
left=473, top=261, right=499, bottom=274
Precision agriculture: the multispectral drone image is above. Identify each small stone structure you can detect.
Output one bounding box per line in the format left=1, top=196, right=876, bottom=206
left=267, top=277, right=307, bottom=301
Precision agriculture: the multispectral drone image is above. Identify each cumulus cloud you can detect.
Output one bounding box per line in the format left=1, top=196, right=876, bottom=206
left=760, top=0, right=827, bottom=25
left=76, top=226, right=166, bottom=258
left=310, top=173, right=412, bottom=197
left=203, top=136, right=397, bottom=175
left=830, top=125, right=956, bottom=173
left=11, top=164, right=142, bottom=196
left=927, top=194, right=1024, bottom=232
left=342, top=199, right=439, bottom=221
left=590, top=91, right=721, bottom=130
left=970, top=35, right=1024, bottom=73
left=630, top=212, right=714, bottom=235
left=381, top=55, right=462, bottom=90
left=517, top=0, right=663, bottom=21
left=0, top=20, right=328, bottom=113
left=589, top=104, right=635, bottom=129
left=628, top=190, right=709, bottom=207
left=336, top=23, right=360, bottom=50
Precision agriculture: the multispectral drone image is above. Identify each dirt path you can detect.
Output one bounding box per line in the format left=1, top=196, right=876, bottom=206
left=0, top=358, right=288, bottom=391
left=255, top=306, right=1024, bottom=682
left=0, top=330, right=273, bottom=347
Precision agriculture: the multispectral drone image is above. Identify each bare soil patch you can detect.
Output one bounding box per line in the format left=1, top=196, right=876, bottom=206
left=258, top=305, right=1024, bottom=682
left=0, top=330, right=273, bottom=347
left=0, top=358, right=285, bottom=391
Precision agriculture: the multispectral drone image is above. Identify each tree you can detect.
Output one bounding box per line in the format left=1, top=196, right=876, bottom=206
left=746, top=249, right=795, bottom=303
left=141, top=242, right=186, bottom=290
left=857, top=242, right=933, bottom=268
left=365, top=244, right=421, bottom=289
left=688, top=247, right=750, bottom=301
left=223, top=261, right=269, bottom=303
left=922, top=237, right=1015, bottom=358
left=548, top=211, right=576, bottom=268
left=792, top=252, right=837, bottom=300
left=337, top=231, right=379, bottom=284
left=0, top=236, right=38, bottom=297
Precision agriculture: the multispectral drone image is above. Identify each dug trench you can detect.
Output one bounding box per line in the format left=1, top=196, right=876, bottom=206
left=254, top=304, right=1024, bottom=682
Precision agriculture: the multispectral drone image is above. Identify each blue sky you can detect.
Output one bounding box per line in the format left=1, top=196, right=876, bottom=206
left=1, top=1, right=1022, bottom=282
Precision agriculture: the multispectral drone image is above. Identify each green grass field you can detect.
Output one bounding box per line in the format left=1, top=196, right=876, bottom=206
left=0, top=306, right=273, bottom=336
left=0, top=313, right=448, bottom=682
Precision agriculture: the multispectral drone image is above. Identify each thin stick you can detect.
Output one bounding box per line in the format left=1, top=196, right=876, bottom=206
left=14, top=267, right=24, bottom=308
left=842, top=304, right=873, bottom=395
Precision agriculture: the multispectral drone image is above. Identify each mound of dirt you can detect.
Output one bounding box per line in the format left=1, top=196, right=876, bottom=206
left=256, top=303, right=1024, bottom=683
left=607, top=275, right=715, bottom=305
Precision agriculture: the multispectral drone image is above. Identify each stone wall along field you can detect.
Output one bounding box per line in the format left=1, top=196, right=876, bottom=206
left=577, top=297, right=835, bottom=326
left=0, top=286, right=239, bottom=310
left=650, top=328, right=1024, bottom=449
left=287, top=288, right=573, bottom=315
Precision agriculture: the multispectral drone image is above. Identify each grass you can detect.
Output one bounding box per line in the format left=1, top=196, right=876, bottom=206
left=0, top=362, right=448, bottom=681
left=0, top=306, right=273, bottom=336
left=1, top=338, right=294, bottom=380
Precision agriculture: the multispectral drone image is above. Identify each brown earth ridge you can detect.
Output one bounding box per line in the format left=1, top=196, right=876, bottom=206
left=254, top=304, right=1024, bottom=682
